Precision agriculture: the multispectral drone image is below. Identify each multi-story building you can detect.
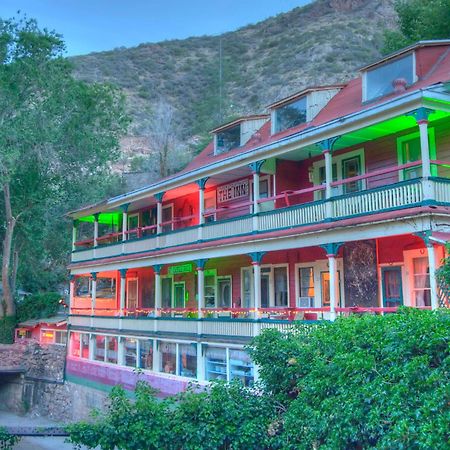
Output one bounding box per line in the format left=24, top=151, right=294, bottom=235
left=67, top=41, right=450, bottom=396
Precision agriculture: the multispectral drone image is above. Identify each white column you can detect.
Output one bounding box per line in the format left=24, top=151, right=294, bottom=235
left=323, top=149, right=332, bottom=199
left=69, top=277, right=75, bottom=312
left=152, top=339, right=159, bottom=372
left=122, top=210, right=128, bottom=242
left=252, top=172, right=260, bottom=214
left=418, top=120, right=431, bottom=178
left=118, top=338, right=125, bottom=365
left=253, top=262, right=261, bottom=312
left=89, top=334, right=95, bottom=360
left=427, top=244, right=438, bottom=310
left=156, top=201, right=163, bottom=234
left=197, top=267, right=205, bottom=319
left=91, top=273, right=97, bottom=315
left=119, top=269, right=127, bottom=315
left=196, top=343, right=204, bottom=382
left=72, top=221, right=78, bottom=251
left=93, top=214, right=99, bottom=247
left=199, top=187, right=205, bottom=225
left=327, top=254, right=338, bottom=320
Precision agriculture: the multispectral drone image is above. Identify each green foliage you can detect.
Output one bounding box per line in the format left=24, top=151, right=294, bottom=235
left=0, top=316, right=15, bottom=343
left=16, top=292, right=61, bottom=322
left=67, top=310, right=449, bottom=449
left=383, top=0, right=450, bottom=53
left=249, top=308, right=450, bottom=449
left=0, top=427, right=20, bottom=450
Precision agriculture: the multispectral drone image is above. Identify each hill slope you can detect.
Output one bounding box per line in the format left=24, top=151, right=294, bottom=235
left=71, top=0, right=397, bottom=175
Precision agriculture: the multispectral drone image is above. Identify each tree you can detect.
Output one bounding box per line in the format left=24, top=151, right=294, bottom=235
left=383, top=0, right=450, bottom=53
left=0, top=17, right=128, bottom=319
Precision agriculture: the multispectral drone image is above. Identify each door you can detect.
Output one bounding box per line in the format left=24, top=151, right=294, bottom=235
left=261, top=269, right=271, bottom=308
left=162, top=204, right=173, bottom=233
left=126, top=278, right=138, bottom=311
left=381, top=267, right=403, bottom=307
left=342, top=155, right=362, bottom=193
left=217, top=277, right=231, bottom=308
left=173, top=282, right=185, bottom=308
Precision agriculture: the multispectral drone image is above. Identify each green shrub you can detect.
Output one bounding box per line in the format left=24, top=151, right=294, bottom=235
left=0, top=427, right=20, bottom=450
left=0, top=317, right=16, bottom=344
left=16, top=292, right=61, bottom=323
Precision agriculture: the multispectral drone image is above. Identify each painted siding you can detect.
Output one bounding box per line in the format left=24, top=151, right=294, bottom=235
left=275, top=159, right=313, bottom=207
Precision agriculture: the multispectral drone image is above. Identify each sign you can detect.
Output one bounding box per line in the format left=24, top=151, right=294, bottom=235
left=217, top=179, right=249, bottom=204
left=168, top=263, right=193, bottom=275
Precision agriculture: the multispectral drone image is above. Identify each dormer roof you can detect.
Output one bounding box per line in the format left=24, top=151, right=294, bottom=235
left=210, top=115, right=268, bottom=134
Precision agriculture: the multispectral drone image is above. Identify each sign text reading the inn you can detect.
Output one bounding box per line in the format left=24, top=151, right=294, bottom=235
left=217, top=179, right=249, bottom=204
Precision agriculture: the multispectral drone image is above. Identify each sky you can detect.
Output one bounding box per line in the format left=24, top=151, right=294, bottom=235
left=0, top=0, right=312, bottom=56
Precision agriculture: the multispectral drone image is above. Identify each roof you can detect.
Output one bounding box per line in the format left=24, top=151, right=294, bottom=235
left=210, top=115, right=268, bottom=134
left=71, top=40, right=450, bottom=217
left=266, top=85, right=346, bottom=109
left=359, top=40, right=450, bottom=71
left=18, top=316, right=67, bottom=328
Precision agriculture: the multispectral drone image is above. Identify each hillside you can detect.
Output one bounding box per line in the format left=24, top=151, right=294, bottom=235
left=71, top=0, right=397, bottom=178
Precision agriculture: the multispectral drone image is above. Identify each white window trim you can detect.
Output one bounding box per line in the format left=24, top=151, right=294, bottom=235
left=312, top=148, right=365, bottom=200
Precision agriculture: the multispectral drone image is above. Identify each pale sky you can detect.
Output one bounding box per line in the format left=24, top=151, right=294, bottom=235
left=0, top=0, right=312, bottom=56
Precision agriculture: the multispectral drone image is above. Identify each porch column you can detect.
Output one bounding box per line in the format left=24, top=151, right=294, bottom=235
left=89, top=334, right=95, bottom=360
left=197, top=343, right=205, bottom=382
left=93, top=213, right=100, bottom=247
left=155, top=192, right=165, bottom=235
left=196, top=259, right=208, bottom=319
left=249, top=160, right=265, bottom=216
left=249, top=252, right=265, bottom=316
left=415, top=231, right=439, bottom=310
left=69, top=275, right=76, bottom=311
left=119, top=269, right=127, bottom=315
left=196, top=178, right=209, bottom=225
left=411, top=107, right=434, bottom=178
left=318, top=137, right=340, bottom=219
left=90, top=272, right=97, bottom=315
left=72, top=220, right=78, bottom=251
left=153, top=265, right=163, bottom=317
left=117, top=337, right=125, bottom=365
left=320, top=243, right=343, bottom=320
left=120, top=203, right=130, bottom=242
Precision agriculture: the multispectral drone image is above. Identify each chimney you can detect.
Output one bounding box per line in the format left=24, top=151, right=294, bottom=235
left=392, top=78, right=408, bottom=93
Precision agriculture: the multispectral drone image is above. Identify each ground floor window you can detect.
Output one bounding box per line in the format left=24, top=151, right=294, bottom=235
left=94, top=335, right=105, bottom=362
left=124, top=337, right=137, bottom=367
left=139, top=339, right=153, bottom=370
left=160, top=342, right=177, bottom=374
left=205, top=347, right=227, bottom=381
left=412, top=257, right=431, bottom=307
left=297, top=267, right=315, bottom=307
left=179, top=344, right=197, bottom=378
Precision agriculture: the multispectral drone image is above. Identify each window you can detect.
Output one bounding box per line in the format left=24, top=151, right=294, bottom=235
left=75, top=277, right=91, bottom=297
left=162, top=204, right=173, bottom=233
left=320, top=271, right=341, bottom=307
left=70, top=333, right=81, bottom=357
left=298, top=267, right=315, bottom=307
left=397, top=129, right=437, bottom=180
left=217, top=276, right=232, bottom=308
left=273, top=96, right=307, bottom=133
left=215, top=124, right=241, bottom=154
left=126, top=278, right=139, bottom=310
left=205, top=347, right=254, bottom=385
left=364, top=53, right=415, bottom=102
left=127, top=213, right=139, bottom=239
left=205, top=347, right=227, bottom=381
left=412, top=257, right=431, bottom=307
left=81, top=334, right=90, bottom=359
left=179, top=344, right=197, bottom=378
left=204, top=271, right=217, bottom=308
left=229, top=349, right=254, bottom=387
left=173, top=282, right=185, bottom=308
left=241, top=268, right=253, bottom=308
left=161, top=277, right=172, bottom=308
left=139, top=339, right=153, bottom=370
left=124, top=338, right=137, bottom=367
left=204, top=190, right=217, bottom=223
left=106, top=336, right=118, bottom=364
left=55, top=331, right=67, bottom=345
left=94, top=335, right=105, bottom=362
left=342, top=156, right=362, bottom=194
left=274, top=266, right=288, bottom=307
left=96, top=277, right=116, bottom=299
left=160, top=342, right=176, bottom=374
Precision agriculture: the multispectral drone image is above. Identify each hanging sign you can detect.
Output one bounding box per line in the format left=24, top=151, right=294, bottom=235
left=217, top=179, right=249, bottom=204
left=169, top=263, right=193, bottom=275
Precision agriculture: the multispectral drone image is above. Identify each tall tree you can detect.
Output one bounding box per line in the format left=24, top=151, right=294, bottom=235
left=0, top=17, right=128, bottom=318
left=383, top=0, right=450, bottom=53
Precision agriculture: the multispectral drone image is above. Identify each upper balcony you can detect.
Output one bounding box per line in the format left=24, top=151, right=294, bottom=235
left=70, top=106, right=450, bottom=267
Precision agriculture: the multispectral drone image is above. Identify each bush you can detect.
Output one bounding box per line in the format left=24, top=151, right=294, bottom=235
left=0, top=317, right=16, bottom=344
left=16, top=292, right=61, bottom=323
left=0, top=427, right=20, bottom=450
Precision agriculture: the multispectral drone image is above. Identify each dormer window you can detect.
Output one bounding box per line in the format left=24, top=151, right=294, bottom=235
left=215, top=124, right=241, bottom=154
left=273, top=96, right=307, bottom=134
left=364, top=53, right=415, bottom=102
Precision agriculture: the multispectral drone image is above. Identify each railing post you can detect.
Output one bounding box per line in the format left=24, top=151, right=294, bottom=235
left=320, top=243, right=343, bottom=320
left=72, top=220, right=78, bottom=251
left=153, top=264, right=163, bottom=319
left=249, top=160, right=265, bottom=231
left=317, top=137, right=340, bottom=219
left=415, top=231, right=438, bottom=309
left=120, top=203, right=130, bottom=242
left=155, top=192, right=165, bottom=235
left=119, top=268, right=127, bottom=316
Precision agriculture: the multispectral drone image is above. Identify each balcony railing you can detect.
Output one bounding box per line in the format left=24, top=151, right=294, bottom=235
left=72, top=162, right=450, bottom=264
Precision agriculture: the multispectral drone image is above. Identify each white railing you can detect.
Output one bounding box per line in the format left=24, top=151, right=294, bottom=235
left=202, top=216, right=253, bottom=241
left=259, top=201, right=326, bottom=231
left=333, top=180, right=422, bottom=218
left=434, top=178, right=450, bottom=203
left=69, top=315, right=302, bottom=338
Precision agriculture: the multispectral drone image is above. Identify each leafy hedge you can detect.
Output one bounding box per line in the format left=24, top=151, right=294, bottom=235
left=67, top=308, right=449, bottom=449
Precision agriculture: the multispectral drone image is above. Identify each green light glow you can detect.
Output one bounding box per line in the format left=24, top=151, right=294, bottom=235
left=79, top=212, right=121, bottom=226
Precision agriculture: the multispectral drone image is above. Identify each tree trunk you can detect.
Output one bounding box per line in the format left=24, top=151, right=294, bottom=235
left=11, top=244, right=19, bottom=297
left=2, top=182, right=16, bottom=317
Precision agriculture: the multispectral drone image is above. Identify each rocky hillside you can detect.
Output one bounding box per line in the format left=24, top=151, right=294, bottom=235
left=71, top=0, right=397, bottom=176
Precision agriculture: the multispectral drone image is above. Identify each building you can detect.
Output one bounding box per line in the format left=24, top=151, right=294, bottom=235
left=15, top=316, right=67, bottom=346
left=67, top=41, right=450, bottom=396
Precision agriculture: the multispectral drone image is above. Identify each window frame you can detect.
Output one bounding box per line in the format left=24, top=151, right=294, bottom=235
left=271, top=95, right=308, bottom=134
